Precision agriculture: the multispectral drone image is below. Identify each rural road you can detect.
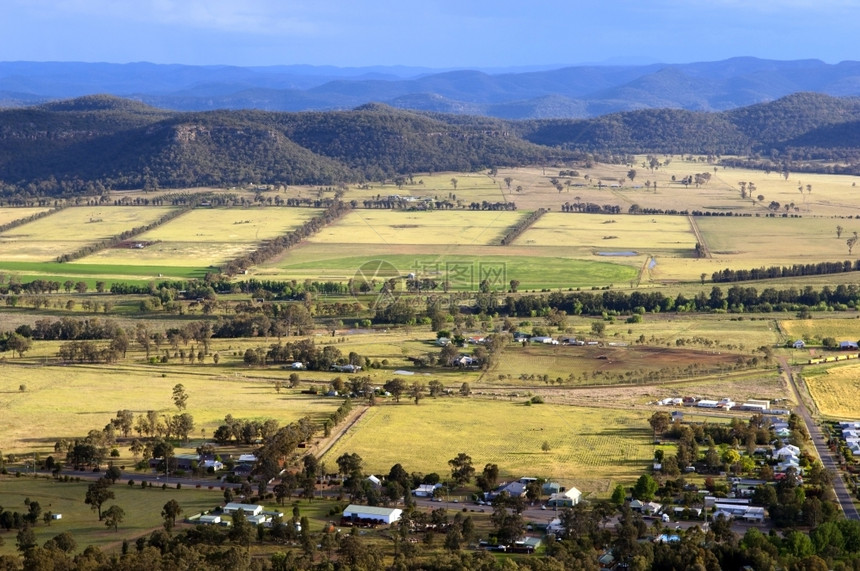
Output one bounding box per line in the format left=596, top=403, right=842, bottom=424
left=779, top=357, right=859, bottom=520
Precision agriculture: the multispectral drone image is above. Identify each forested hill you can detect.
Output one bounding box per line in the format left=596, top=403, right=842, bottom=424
left=0, top=97, right=573, bottom=194
left=518, top=93, right=860, bottom=155
left=3, top=92, right=860, bottom=196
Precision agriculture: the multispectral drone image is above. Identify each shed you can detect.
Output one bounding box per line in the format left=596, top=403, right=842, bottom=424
left=223, top=503, right=264, bottom=516
left=342, top=504, right=402, bottom=525
left=792, top=340, right=805, bottom=349
left=199, top=514, right=221, bottom=525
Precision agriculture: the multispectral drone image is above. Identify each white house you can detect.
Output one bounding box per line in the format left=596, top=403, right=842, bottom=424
left=342, top=504, right=402, bottom=525
left=793, top=340, right=806, bottom=349
left=774, top=445, right=800, bottom=459
left=546, top=487, right=582, bottom=508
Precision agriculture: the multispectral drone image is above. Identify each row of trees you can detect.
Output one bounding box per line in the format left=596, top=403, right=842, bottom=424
left=55, top=206, right=194, bottom=263
left=501, top=283, right=860, bottom=317
left=222, top=200, right=351, bottom=276
left=711, top=259, right=860, bottom=283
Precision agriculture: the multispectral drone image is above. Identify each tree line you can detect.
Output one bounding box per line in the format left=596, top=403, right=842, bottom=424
left=221, top=200, right=351, bottom=276
left=500, top=283, right=860, bottom=317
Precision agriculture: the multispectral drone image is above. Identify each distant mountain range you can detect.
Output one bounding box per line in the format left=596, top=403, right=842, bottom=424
left=4, top=58, right=860, bottom=119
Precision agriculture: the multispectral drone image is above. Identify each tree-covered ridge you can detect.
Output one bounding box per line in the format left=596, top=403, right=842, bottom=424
left=4, top=93, right=860, bottom=196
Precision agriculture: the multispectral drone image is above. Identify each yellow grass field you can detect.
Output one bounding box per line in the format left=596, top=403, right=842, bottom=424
left=0, top=207, right=51, bottom=226
left=321, top=398, right=654, bottom=495
left=804, top=364, right=860, bottom=419
left=79, top=207, right=322, bottom=266
left=308, top=210, right=526, bottom=246
left=780, top=317, right=860, bottom=344
left=0, top=206, right=176, bottom=262
left=0, top=361, right=342, bottom=455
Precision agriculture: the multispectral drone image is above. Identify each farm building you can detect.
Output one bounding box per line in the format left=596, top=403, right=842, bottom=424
left=793, top=340, right=806, bottom=349
left=486, top=481, right=527, bottom=500
left=840, top=341, right=859, bottom=350
left=198, top=514, right=222, bottom=525
left=412, top=483, right=442, bottom=497
left=331, top=364, right=361, bottom=373
left=223, top=503, right=264, bottom=517
left=546, top=487, right=582, bottom=508
left=697, top=400, right=719, bottom=408
left=542, top=482, right=562, bottom=495
left=342, top=504, right=402, bottom=525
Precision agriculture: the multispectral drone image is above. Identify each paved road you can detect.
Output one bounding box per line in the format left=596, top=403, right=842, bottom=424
left=780, top=357, right=859, bottom=520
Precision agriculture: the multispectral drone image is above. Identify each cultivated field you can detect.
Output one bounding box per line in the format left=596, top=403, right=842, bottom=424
left=309, top=210, right=524, bottom=246
left=804, top=364, right=860, bottom=419
left=79, top=207, right=322, bottom=267
left=0, top=206, right=175, bottom=262
left=258, top=209, right=640, bottom=289
left=321, top=398, right=655, bottom=495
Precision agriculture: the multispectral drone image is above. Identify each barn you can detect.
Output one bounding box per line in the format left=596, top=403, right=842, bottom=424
left=341, top=504, right=402, bottom=525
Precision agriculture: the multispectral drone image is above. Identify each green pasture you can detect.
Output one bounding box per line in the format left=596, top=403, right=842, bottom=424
left=0, top=476, right=228, bottom=555
left=264, top=249, right=637, bottom=290
left=321, top=398, right=654, bottom=496
left=0, top=206, right=176, bottom=262
left=79, top=207, right=322, bottom=267
left=0, top=261, right=208, bottom=284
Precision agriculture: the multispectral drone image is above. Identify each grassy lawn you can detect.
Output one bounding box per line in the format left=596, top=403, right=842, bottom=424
left=321, top=398, right=655, bottom=496
left=0, top=476, right=227, bottom=555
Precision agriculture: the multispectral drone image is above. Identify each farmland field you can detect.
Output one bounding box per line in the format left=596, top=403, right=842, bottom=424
left=697, top=216, right=853, bottom=267
left=257, top=209, right=640, bottom=288
left=263, top=249, right=637, bottom=290
left=320, top=398, right=654, bottom=495
left=0, top=206, right=51, bottom=226
left=804, top=364, right=860, bottom=419
left=514, top=212, right=695, bottom=255
left=308, top=210, right=525, bottom=246
left=781, top=317, right=860, bottom=344
left=79, top=207, right=322, bottom=267
left=0, top=361, right=342, bottom=455
left=0, top=206, right=176, bottom=262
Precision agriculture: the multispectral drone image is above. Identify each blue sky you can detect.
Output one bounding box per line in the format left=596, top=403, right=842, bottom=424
left=2, top=0, right=857, bottom=69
